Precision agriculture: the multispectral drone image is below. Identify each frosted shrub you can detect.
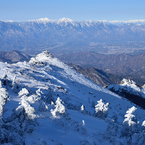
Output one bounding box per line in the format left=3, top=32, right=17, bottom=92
left=95, top=99, right=109, bottom=113
left=121, top=106, right=138, bottom=137
left=81, top=105, right=85, bottom=111
left=82, top=120, right=85, bottom=126
left=123, top=106, right=137, bottom=126
left=95, top=99, right=109, bottom=118
left=20, top=99, right=36, bottom=119
left=50, top=97, right=65, bottom=118
left=18, top=88, right=36, bottom=119
left=0, top=88, right=9, bottom=117
left=18, top=88, right=29, bottom=97
left=36, top=88, right=43, bottom=96
left=0, top=81, right=2, bottom=88
left=11, top=76, right=20, bottom=93
left=142, top=120, right=145, bottom=127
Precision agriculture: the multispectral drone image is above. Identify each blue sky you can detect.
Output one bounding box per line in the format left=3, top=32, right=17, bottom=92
left=0, top=0, right=145, bottom=22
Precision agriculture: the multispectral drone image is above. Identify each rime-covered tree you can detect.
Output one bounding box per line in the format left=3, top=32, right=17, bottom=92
left=95, top=99, right=109, bottom=118
left=0, top=87, right=9, bottom=118
left=123, top=106, right=137, bottom=126
left=18, top=88, right=29, bottom=97
left=121, top=106, right=138, bottom=137
left=50, top=97, right=65, bottom=118
left=12, top=75, right=20, bottom=93
left=81, top=105, right=85, bottom=111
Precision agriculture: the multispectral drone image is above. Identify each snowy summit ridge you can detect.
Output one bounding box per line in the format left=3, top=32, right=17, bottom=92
left=0, top=51, right=145, bottom=144
left=57, top=17, right=74, bottom=23
left=29, top=18, right=54, bottom=24
left=27, top=17, right=145, bottom=26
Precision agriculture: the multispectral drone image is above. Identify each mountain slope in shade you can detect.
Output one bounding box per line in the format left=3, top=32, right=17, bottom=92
left=57, top=51, right=145, bottom=72
left=57, top=51, right=145, bottom=85
left=69, top=64, right=122, bottom=86
left=1, top=51, right=145, bottom=144
left=0, top=50, right=31, bottom=63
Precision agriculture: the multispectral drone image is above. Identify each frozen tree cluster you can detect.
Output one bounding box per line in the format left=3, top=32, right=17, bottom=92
left=0, top=88, right=36, bottom=144
left=1, top=51, right=145, bottom=144
left=18, top=88, right=37, bottom=119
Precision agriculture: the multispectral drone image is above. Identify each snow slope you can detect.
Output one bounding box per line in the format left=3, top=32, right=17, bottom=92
left=0, top=51, right=145, bottom=145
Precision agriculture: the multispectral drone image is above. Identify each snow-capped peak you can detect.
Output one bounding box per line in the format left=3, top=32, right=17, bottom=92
left=121, top=78, right=136, bottom=86
left=35, top=50, right=52, bottom=60
left=120, top=78, right=141, bottom=92
left=108, top=78, right=141, bottom=94
left=27, top=18, right=145, bottom=25
left=109, top=20, right=145, bottom=24
left=1, top=20, right=14, bottom=23
left=58, top=17, right=73, bottom=23
left=30, top=18, right=54, bottom=24
left=29, top=51, right=52, bottom=64
left=57, top=17, right=76, bottom=26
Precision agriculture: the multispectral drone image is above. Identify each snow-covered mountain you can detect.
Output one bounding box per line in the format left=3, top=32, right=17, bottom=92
left=1, top=51, right=145, bottom=144
left=107, top=79, right=145, bottom=109
left=0, top=18, right=145, bottom=54
left=0, top=50, right=31, bottom=63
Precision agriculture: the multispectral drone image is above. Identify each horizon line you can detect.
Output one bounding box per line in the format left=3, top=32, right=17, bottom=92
left=1, top=17, right=145, bottom=23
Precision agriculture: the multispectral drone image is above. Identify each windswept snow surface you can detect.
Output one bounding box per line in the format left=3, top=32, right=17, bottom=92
left=0, top=51, right=145, bottom=144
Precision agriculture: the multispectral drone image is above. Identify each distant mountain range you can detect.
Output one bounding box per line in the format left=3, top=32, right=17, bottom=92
left=0, top=18, right=145, bottom=55
left=0, top=50, right=31, bottom=63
